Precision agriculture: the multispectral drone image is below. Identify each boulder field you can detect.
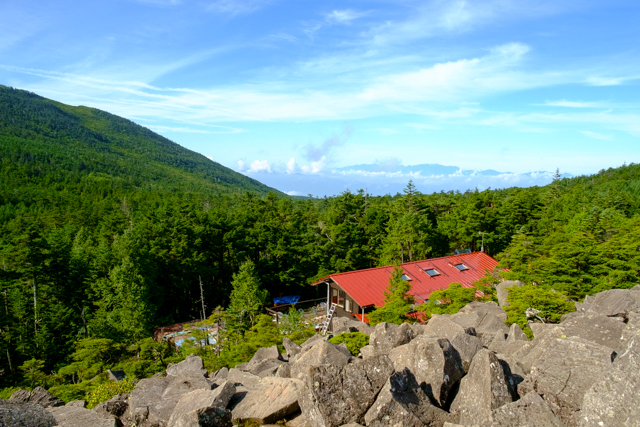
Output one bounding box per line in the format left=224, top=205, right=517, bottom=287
left=3, top=285, right=640, bottom=427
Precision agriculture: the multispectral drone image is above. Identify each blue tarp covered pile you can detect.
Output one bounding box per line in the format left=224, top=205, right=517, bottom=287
left=273, top=295, right=300, bottom=305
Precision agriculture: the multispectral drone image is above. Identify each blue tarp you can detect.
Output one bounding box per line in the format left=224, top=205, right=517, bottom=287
left=273, top=295, right=300, bottom=305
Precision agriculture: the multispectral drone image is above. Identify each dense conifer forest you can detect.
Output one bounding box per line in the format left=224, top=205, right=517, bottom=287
left=1, top=86, right=639, bottom=400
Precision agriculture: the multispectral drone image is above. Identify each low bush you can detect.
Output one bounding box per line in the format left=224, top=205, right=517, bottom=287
left=86, top=378, right=137, bottom=409
left=328, top=332, right=370, bottom=356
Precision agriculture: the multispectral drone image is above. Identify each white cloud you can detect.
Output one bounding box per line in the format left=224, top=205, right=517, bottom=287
left=325, top=10, right=365, bottom=25
left=247, top=159, right=272, bottom=173
left=205, top=0, right=271, bottom=15
left=368, top=127, right=398, bottom=135
left=286, top=190, right=303, bottom=196
left=358, top=43, right=532, bottom=103
left=365, top=0, right=561, bottom=46
left=286, top=158, right=296, bottom=174
left=405, top=123, right=440, bottom=130
left=580, top=130, right=613, bottom=141
left=236, top=160, right=246, bottom=171
left=543, top=100, right=597, bottom=108
left=301, top=156, right=326, bottom=174
left=586, top=76, right=638, bottom=86
left=132, top=0, right=182, bottom=6
left=146, top=125, right=210, bottom=134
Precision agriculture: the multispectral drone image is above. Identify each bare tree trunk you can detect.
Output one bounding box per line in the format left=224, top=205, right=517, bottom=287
left=32, top=277, right=37, bottom=337
left=199, top=276, right=206, bottom=321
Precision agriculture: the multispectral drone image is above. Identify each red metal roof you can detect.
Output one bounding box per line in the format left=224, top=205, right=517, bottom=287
left=312, top=251, right=499, bottom=308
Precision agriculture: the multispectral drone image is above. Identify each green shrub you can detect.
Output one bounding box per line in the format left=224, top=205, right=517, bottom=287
left=418, top=282, right=476, bottom=317
left=329, top=332, right=370, bottom=356
left=505, top=284, right=575, bottom=334
left=287, top=325, right=317, bottom=345
left=86, top=378, right=137, bottom=409
left=48, top=382, right=95, bottom=403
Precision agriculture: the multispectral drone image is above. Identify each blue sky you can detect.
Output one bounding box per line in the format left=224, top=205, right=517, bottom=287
left=1, top=0, right=639, bottom=196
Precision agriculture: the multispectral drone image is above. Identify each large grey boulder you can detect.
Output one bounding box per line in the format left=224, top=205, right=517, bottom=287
left=618, top=311, right=640, bottom=350
left=244, top=345, right=286, bottom=376
left=358, top=344, right=375, bottom=360
left=557, top=311, right=626, bottom=349
left=286, top=412, right=311, bottom=427
left=456, top=301, right=508, bottom=322
left=450, top=332, right=484, bottom=373
left=495, top=354, right=525, bottom=397
left=283, top=337, right=302, bottom=359
left=520, top=336, right=614, bottom=426
left=166, top=354, right=208, bottom=377
left=451, top=302, right=510, bottom=345
left=275, top=363, right=292, bottom=379
left=496, top=281, right=523, bottom=308
left=290, top=340, right=350, bottom=380
left=450, top=349, right=513, bottom=426
left=424, top=315, right=475, bottom=341
left=0, top=400, right=57, bottom=427
left=491, top=391, right=565, bottom=427
left=388, top=336, right=464, bottom=408
left=229, top=377, right=303, bottom=425
left=93, top=393, right=129, bottom=420
left=336, top=342, right=353, bottom=359
left=227, top=369, right=262, bottom=388
left=511, top=325, right=568, bottom=374
left=578, top=333, right=640, bottom=427
left=9, top=387, right=64, bottom=408
left=332, top=317, right=373, bottom=335
left=299, top=354, right=394, bottom=427
left=48, top=405, right=118, bottom=427
left=367, top=322, right=415, bottom=356
left=212, top=367, right=229, bottom=381
left=585, top=287, right=640, bottom=319
left=170, top=407, right=232, bottom=427
left=299, top=334, right=326, bottom=353
left=125, top=369, right=215, bottom=426
left=168, top=382, right=236, bottom=427
left=489, top=323, right=529, bottom=357
left=364, top=369, right=458, bottom=427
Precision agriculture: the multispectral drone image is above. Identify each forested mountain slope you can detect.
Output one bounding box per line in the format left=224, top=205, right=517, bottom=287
left=0, top=85, right=278, bottom=216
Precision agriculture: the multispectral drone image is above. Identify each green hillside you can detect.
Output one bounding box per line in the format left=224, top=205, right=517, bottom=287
left=0, top=85, right=279, bottom=213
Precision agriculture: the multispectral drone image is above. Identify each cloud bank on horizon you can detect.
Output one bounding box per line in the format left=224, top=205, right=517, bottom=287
left=235, top=159, right=570, bottom=197
left=0, top=0, right=638, bottom=195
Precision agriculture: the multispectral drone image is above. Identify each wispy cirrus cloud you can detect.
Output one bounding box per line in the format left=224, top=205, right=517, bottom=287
left=364, top=0, right=564, bottom=46
left=205, top=0, right=272, bottom=15
left=325, top=9, right=367, bottom=25
left=131, top=0, right=183, bottom=6
left=586, top=75, right=640, bottom=86
left=543, top=100, right=598, bottom=108
left=580, top=130, right=613, bottom=141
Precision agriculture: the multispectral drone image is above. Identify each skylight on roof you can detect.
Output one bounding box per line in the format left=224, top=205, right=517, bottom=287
left=454, top=263, right=469, bottom=271
left=401, top=274, right=412, bottom=281
left=423, top=268, right=440, bottom=277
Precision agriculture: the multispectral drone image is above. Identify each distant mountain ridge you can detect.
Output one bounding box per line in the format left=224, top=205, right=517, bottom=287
left=0, top=85, right=280, bottom=197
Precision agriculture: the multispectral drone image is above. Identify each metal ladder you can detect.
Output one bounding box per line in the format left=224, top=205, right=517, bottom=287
left=321, top=303, right=337, bottom=335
